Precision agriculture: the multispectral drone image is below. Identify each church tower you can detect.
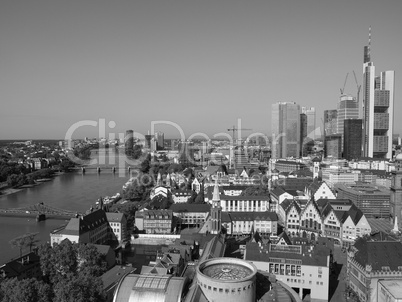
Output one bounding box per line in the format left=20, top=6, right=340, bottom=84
left=391, top=154, right=402, bottom=230
left=312, top=157, right=321, bottom=179
left=210, top=179, right=222, bottom=234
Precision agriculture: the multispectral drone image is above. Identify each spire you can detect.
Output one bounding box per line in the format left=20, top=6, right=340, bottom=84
left=212, top=178, right=220, bottom=202
left=368, top=26, right=371, bottom=58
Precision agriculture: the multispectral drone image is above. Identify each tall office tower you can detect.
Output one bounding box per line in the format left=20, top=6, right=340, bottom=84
left=300, top=113, right=307, bottom=156
left=154, top=131, right=164, bottom=150
left=125, top=130, right=134, bottom=152
left=301, top=107, right=316, bottom=140
left=362, top=28, right=395, bottom=159
left=324, top=110, right=338, bottom=136
left=344, top=119, right=362, bottom=160
left=337, top=95, right=359, bottom=140
left=271, top=102, right=301, bottom=159
left=144, top=134, right=152, bottom=149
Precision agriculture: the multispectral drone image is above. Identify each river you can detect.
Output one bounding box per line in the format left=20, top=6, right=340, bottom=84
left=0, top=149, right=134, bottom=263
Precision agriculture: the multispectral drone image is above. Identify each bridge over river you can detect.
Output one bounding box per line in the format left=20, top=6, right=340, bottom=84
left=0, top=203, right=83, bottom=220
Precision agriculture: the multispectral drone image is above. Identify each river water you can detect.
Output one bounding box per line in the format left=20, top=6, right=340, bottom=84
left=0, top=149, right=134, bottom=263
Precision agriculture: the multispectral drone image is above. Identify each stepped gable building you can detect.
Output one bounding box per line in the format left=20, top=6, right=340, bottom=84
left=50, top=209, right=109, bottom=245
left=279, top=199, right=302, bottom=237
left=304, top=179, right=336, bottom=201
left=347, top=239, right=402, bottom=302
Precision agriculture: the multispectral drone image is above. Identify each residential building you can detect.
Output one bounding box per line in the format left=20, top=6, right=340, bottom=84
left=279, top=199, right=302, bottom=237
left=304, top=180, right=336, bottom=201
left=0, top=252, right=42, bottom=280
left=169, top=203, right=210, bottom=229
left=271, top=102, right=301, bottom=159
left=134, top=210, right=173, bottom=234
left=299, top=200, right=322, bottom=241
left=50, top=209, right=109, bottom=245
left=106, top=212, right=127, bottom=242
left=362, top=28, right=395, bottom=159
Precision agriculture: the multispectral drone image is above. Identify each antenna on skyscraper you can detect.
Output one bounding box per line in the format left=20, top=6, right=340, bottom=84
left=368, top=26, right=371, bottom=59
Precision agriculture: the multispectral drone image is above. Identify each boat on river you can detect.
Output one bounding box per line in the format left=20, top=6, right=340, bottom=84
left=96, top=193, right=121, bottom=206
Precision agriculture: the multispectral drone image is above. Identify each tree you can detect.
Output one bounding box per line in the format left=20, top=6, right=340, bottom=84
left=140, top=159, right=150, bottom=173
left=6, top=173, right=27, bottom=188
left=0, top=277, right=53, bottom=302
left=9, top=235, right=28, bottom=257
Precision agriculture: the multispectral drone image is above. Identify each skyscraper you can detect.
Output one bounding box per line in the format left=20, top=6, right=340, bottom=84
left=154, top=131, right=164, bottom=150
left=324, top=110, right=338, bottom=136
left=344, top=119, right=362, bottom=160
left=362, top=28, right=395, bottom=159
left=271, top=102, right=301, bottom=159
left=337, top=95, right=359, bottom=140
left=301, top=107, right=316, bottom=140
left=300, top=113, right=307, bottom=156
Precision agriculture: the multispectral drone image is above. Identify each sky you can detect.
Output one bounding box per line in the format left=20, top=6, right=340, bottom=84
left=1, top=0, right=401, bottom=140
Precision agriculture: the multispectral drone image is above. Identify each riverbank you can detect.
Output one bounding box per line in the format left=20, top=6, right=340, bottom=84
left=0, top=171, right=65, bottom=199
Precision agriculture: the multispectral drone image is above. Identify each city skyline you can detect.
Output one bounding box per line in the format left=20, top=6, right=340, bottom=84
left=1, top=0, right=401, bottom=140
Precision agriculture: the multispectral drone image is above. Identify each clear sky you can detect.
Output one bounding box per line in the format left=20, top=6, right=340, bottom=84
left=1, top=0, right=401, bottom=140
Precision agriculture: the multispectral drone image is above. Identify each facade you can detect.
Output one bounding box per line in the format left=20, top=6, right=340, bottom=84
left=135, top=210, right=173, bottom=234
left=337, top=95, right=359, bottom=145
left=335, top=182, right=390, bottom=218
left=226, top=211, right=278, bottom=236
left=50, top=209, right=109, bottom=245
left=245, top=242, right=331, bottom=301
left=106, top=212, right=127, bottom=242
left=273, top=160, right=307, bottom=173
left=324, top=134, right=342, bottom=158
left=279, top=199, right=302, bottom=237
left=300, top=113, right=308, bottom=156
left=299, top=200, right=322, bottom=241
left=302, top=106, right=316, bottom=141
left=344, top=119, right=363, bottom=160
left=304, top=180, right=336, bottom=201
left=170, top=203, right=210, bottom=228
left=220, top=195, right=270, bottom=212
left=390, top=154, right=402, bottom=230
left=271, top=102, right=301, bottom=159
left=324, top=109, right=338, bottom=136
left=362, top=31, right=395, bottom=159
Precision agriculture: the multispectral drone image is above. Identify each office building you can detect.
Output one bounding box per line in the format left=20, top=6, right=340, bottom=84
left=324, top=110, right=338, bottom=136
left=324, top=134, right=342, bottom=159
left=362, top=28, right=395, bottom=159
left=301, top=107, right=316, bottom=140
left=271, top=102, right=301, bottom=159
left=344, top=119, right=363, bottom=160
left=337, top=95, right=359, bottom=145
left=335, top=182, right=390, bottom=218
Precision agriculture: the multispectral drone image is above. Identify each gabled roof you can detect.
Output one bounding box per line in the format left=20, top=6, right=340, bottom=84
left=106, top=212, right=125, bottom=223
left=353, top=239, right=402, bottom=271
left=277, top=231, right=292, bottom=245
left=280, top=199, right=301, bottom=215
left=169, top=203, right=210, bottom=213
left=63, top=209, right=108, bottom=236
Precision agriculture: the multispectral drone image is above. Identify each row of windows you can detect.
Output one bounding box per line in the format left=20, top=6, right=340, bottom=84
left=269, top=264, right=301, bottom=276
left=198, top=281, right=253, bottom=293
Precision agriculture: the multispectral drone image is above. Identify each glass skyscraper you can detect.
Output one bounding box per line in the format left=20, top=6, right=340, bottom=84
left=271, top=102, right=301, bottom=159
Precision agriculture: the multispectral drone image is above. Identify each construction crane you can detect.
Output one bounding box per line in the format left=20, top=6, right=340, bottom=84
left=353, top=70, right=362, bottom=108
left=340, top=72, right=349, bottom=95
left=227, top=126, right=252, bottom=169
